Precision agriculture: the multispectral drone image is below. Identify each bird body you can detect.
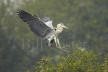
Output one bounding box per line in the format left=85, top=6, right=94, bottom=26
left=17, top=9, right=68, bottom=47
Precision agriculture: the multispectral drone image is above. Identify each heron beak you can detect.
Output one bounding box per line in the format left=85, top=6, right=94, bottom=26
left=64, top=26, right=68, bottom=29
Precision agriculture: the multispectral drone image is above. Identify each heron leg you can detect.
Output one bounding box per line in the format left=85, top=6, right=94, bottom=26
left=46, top=37, right=52, bottom=47
left=57, top=38, right=61, bottom=47
left=54, top=37, right=57, bottom=47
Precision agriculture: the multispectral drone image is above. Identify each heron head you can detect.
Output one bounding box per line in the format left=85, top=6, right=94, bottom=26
left=57, top=23, right=68, bottom=29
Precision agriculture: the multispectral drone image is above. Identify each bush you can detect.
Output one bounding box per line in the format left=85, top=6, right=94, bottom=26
left=27, top=50, right=108, bottom=72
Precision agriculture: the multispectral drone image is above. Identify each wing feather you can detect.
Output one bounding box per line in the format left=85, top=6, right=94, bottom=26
left=17, top=9, right=51, bottom=38
left=42, top=17, right=54, bottom=29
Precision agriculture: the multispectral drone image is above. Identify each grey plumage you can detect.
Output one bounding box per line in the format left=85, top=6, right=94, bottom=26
left=42, top=17, right=52, bottom=23
left=17, top=9, right=52, bottom=39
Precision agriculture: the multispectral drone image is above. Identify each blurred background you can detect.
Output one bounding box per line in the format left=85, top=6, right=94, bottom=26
left=0, top=0, right=108, bottom=72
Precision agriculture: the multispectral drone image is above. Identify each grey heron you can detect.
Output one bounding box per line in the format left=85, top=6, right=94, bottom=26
left=17, top=9, right=68, bottom=47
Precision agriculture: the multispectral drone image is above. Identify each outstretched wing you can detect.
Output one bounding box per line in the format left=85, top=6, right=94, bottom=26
left=17, top=9, right=52, bottom=38
left=42, top=17, right=54, bottom=29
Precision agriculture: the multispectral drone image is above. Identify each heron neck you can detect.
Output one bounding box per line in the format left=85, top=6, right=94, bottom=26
left=56, top=26, right=63, bottom=34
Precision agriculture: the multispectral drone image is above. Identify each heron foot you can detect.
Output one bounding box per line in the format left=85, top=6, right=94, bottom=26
left=56, top=45, right=71, bottom=53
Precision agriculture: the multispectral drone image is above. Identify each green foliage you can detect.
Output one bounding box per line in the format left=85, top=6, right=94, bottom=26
left=34, top=57, right=56, bottom=72
left=32, top=50, right=108, bottom=72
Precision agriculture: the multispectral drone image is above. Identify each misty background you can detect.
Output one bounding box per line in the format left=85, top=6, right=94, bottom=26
left=0, top=0, right=108, bottom=72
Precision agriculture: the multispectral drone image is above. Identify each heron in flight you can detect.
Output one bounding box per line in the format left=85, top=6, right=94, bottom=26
left=17, top=9, right=68, bottom=47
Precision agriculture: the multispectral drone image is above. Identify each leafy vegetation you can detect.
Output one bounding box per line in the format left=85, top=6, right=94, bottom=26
left=29, top=50, right=108, bottom=72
